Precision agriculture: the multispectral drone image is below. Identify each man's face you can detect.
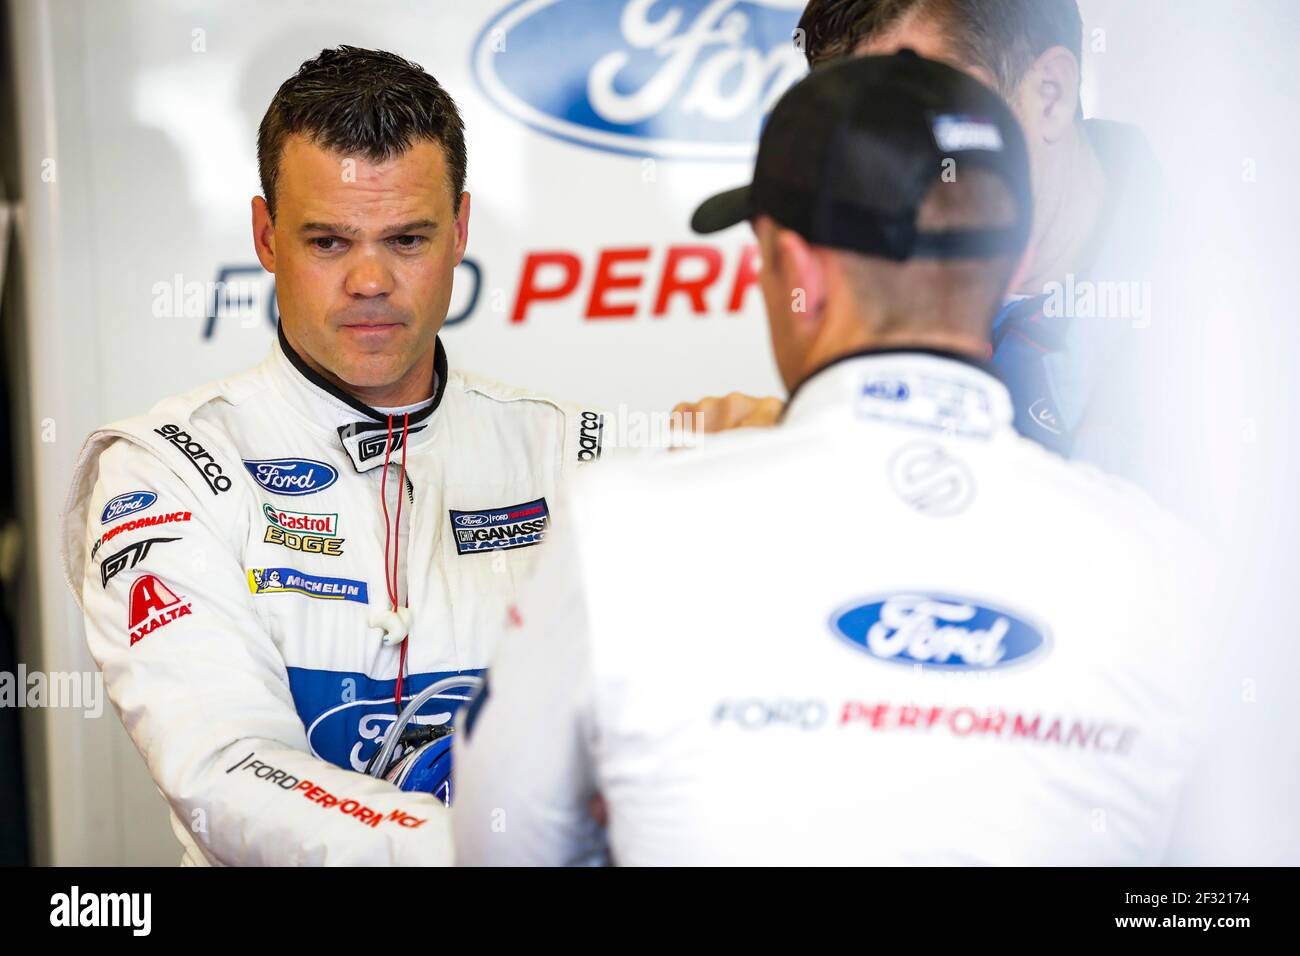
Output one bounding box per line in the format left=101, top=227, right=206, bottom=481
left=253, top=136, right=468, bottom=398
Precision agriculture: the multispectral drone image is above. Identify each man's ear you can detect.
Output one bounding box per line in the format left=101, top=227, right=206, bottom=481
left=1018, top=45, right=1081, bottom=145
left=252, top=196, right=276, bottom=273
left=453, top=191, right=471, bottom=265
left=775, top=227, right=826, bottom=336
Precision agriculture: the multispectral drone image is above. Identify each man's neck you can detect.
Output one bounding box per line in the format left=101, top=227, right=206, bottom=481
left=1016, top=121, right=1107, bottom=296
left=343, top=369, right=436, bottom=410
left=799, top=326, right=990, bottom=388
left=283, top=329, right=436, bottom=410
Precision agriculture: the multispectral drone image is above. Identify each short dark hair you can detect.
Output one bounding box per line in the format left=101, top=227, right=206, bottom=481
left=839, top=169, right=1022, bottom=336
left=257, top=45, right=467, bottom=220
left=797, top=0, right=1082, bottom=97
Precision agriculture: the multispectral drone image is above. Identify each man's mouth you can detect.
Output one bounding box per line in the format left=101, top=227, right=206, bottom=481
left=339, top=320, right=404, bottom=332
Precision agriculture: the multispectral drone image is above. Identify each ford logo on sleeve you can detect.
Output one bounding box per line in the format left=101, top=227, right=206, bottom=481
left=473, top=0, right=806, bottom=160
left=100, top=490, right=158, bottom=524
left=830, top=593, right=1048, bottom=670
left=243, top=458, right=339, bottom=496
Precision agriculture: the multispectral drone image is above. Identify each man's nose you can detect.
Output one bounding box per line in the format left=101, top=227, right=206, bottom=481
left=344, top=253, right=395, bottom=298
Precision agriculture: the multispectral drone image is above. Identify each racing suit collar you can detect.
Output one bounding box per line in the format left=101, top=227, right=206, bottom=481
left=271, top=323, right=449, bottom=472
left=782, top=346, right=1015, bottom=440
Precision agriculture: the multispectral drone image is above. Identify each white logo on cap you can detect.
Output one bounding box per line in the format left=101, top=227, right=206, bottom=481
left=932, top=114, right=1004, bottom=152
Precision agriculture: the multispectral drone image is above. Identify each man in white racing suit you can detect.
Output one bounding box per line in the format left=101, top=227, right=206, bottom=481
left=452, top=53, right=1211, bottom=866
left=57, top=47, right=747, bottom=866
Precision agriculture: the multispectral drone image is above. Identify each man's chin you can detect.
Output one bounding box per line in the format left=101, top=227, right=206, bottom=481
left=334, top=361, right=406, bottom=392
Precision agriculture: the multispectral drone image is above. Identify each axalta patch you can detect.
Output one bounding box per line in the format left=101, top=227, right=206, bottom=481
left=448, top=497, right=550, bottom=555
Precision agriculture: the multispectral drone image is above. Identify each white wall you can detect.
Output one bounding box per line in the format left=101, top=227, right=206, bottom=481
left=10, top=0, right=1297, bottom=863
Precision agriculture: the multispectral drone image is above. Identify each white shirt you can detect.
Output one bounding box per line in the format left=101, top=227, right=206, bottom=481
left=453, top=349, right=1211, bottom=866
left=60, top=331, right=606, bottom=865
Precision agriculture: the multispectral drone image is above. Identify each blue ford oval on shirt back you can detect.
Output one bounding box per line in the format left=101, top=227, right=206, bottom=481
left=830, top=593, right=1048, bottom=670
left=243, top=458, right=338, bottom=496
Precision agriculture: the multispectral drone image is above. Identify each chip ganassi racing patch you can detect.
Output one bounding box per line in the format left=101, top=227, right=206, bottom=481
left=448, top=497, right=549, bottom=555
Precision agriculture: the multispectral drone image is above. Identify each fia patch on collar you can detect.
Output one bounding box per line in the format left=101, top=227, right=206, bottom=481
left=448, top=497, right=550, bottom=555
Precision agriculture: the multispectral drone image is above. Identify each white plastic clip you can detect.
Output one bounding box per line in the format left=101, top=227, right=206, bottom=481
left=369, top=606, right=414, bottom=646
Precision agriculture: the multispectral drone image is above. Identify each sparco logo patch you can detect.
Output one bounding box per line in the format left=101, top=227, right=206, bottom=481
left=449, top=497, right=550, bottom=555
left=243, top=458, right=339, bottom=496
left=154, top=424, right=232, bottom=494
left=128, top=574, right=192, bottom=646
left=100, top=490, right=157, bottom=524
left=887, top=443, right=975, bottom=517
left=578, top=411, right=604, bottom=462
left=830, top=593, right=1049, bottom=670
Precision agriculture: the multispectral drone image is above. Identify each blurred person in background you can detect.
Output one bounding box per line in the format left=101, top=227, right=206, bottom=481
left=452, top=52, right=1208, bottom=866
left=793, top=0, right=1166, bottom=486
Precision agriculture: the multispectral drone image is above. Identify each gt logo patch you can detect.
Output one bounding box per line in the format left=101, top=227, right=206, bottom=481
left=449, top=498, right=549, bottom=555
left=101, top=536, right=181, bottom=588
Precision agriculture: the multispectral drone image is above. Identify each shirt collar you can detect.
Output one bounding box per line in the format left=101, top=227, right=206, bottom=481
left=268, top=324, right=449, bottom=473
left=782, top=346, right=1015, bottom=440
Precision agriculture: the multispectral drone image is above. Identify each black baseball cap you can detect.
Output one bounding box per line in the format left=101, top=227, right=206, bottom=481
left=690, top=51, right=1032, bottom=262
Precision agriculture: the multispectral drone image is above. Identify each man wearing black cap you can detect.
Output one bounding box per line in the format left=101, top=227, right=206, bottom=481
left=796, top=0, right=1165, bottom=481
left=452, top=53, right=1205, bottom=866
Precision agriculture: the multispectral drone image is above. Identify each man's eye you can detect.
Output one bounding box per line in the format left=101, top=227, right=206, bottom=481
left=311, top=237, right=345, bottom=252
left=389, top=235, right=427, bottom=250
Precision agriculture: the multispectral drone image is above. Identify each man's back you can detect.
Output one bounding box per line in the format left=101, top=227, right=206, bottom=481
left=458, top=351, right=1207, bottom=865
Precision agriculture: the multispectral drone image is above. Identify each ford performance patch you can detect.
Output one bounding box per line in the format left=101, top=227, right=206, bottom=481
left=449, top=497, right=549, bottom=555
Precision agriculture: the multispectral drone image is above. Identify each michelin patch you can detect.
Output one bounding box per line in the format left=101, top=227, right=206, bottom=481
left=449, top=497, right=549, bottom=555
left=247, top=567, right=368, bottom=604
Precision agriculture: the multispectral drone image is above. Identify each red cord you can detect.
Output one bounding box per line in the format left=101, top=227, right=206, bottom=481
left=380, top=416, right=395, bottom=604
left=382, top=414, right=411, bottom=716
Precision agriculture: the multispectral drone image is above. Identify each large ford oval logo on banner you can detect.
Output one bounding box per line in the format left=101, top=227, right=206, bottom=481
left=243, top=458, right=339, bottom=496
left=473, top=0, right=807, bottom=160
left=830, top=593, right=1050, bottom=670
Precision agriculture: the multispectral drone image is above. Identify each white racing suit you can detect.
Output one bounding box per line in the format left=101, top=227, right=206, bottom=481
left=453, top=349, right=1213, bottom=866
left=60, top=329, right=607, bottom=865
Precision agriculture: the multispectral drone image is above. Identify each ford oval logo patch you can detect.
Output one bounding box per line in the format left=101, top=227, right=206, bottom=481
left=473, top=0, right=806, bottom=160
left=243, top=458, right=338, bottom=496
left=830, top=593, right=1048, bottom=670
left=101, top=490, right=158, bottom=524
